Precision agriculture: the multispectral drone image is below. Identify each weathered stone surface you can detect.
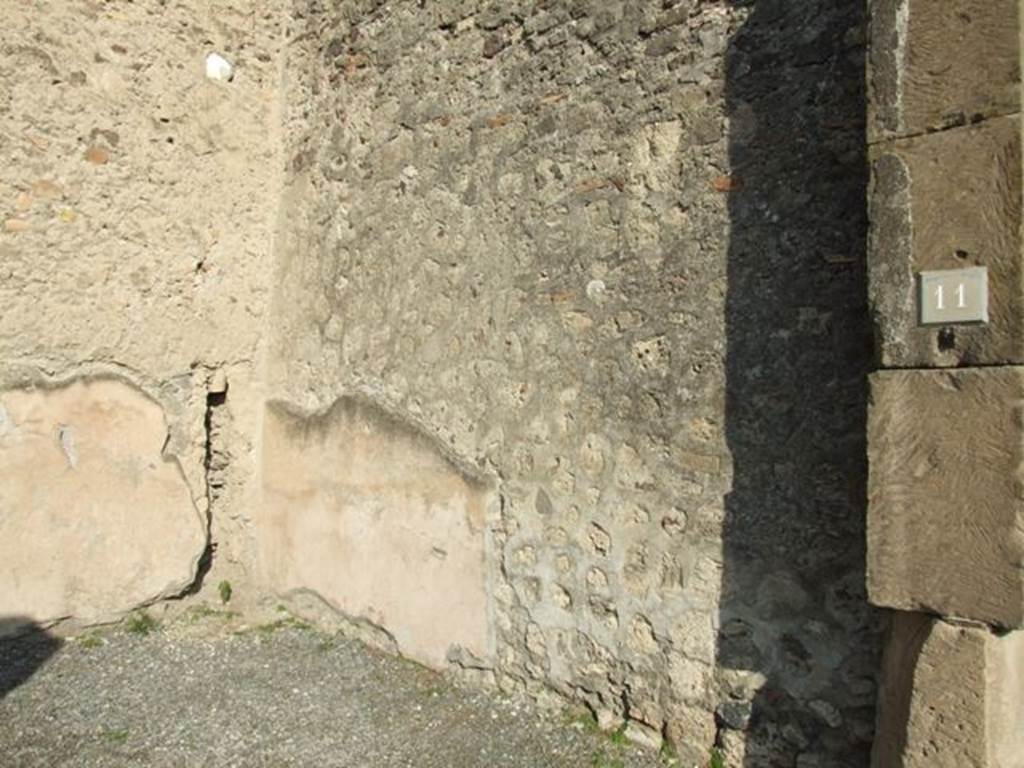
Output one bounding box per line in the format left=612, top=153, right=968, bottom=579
left=259, top=399, right=494, bottom=669
left=868, top=116, right=1024, bottom=368
left=868, top=0, right=1020, bottom=142
left=0, top=378, right=206, bottom=625
left=872, top=612, right=1024, bottom=768
left=1, top=2, right=878, bottom=765
left=267, top=1, right=877, bottom=763
left=868, top=368, right=1024, bottom=627
left=0, top=0, right=289, bottom=609
left=0, top=0, right=285, bottom=371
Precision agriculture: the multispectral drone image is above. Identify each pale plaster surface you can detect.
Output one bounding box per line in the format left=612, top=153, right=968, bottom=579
left=0, top=378, right=205, bottom=627
left=0, top=0, right=288, bottom=608
left=259, top=399, right=493, bottom=669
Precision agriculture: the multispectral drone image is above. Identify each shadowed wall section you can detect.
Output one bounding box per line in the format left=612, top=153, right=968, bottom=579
left=720, top=0, right=877, bottom=765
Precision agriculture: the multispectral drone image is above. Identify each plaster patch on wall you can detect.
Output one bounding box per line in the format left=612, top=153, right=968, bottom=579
left=0, top=377, right=207, bottom=625
left=259, top=397, right=495, bottom=669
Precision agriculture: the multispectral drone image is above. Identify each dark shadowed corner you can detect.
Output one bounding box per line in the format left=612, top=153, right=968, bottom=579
left=0, top=617, right=62, bottom=699
left=719, top=0, right=880, bottom=765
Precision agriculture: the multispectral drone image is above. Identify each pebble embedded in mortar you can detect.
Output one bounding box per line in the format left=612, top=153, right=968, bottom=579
left=205, top=53, right=234, bottom=82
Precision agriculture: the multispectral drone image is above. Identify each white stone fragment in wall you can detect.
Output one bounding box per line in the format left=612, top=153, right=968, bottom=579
left=205, top=52, right=234, bottom=82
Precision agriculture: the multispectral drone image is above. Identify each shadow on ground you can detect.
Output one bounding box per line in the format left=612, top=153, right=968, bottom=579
left=719, top=1, right=880, bottom=765
left=0, top=616, right=63, bottom=699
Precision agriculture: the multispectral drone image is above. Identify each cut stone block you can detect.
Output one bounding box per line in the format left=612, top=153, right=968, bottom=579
left=868, top=0, right=1020, bottom=142
left=0, top=378, right=206, bottom=627
left=868, top=116, right=1023, bottom=368
left=868, top=368, right=1024, bottom=627
left=872, top=612, right=1024, bottom=768
left=259, top=398, right=494, bottom=669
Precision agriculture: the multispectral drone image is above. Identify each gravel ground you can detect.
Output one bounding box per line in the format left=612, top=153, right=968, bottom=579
left=0, top=611, right=670, bottom=768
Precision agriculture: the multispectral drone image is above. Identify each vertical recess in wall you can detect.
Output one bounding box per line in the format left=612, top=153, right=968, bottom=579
left=719, top=1, right=878, bottom=765
left=193, top=379, right=229, bottom=592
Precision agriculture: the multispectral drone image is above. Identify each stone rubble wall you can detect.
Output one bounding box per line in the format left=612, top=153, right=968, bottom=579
left=866, top=1, right=1024, bottom=766
left=269, top=1, right=877, bottom=764
left=2, top=1, right=879, bottom=765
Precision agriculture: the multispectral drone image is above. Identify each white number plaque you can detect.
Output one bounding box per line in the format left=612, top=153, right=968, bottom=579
left=919, top=267, right=988, bottom=325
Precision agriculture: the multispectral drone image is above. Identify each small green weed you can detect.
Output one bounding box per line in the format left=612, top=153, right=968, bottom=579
left=217, top=580, right=233, bottom=604
left=660, top=739, right=679, bottom=765
left=78, top=632, right=103, bottom=649
left=591, top=751, right=625, bottom=768
left=125, top=611, right=157, bottom=636
left=255, top=615, right=312, bottom=635
left=186, top=604, right=216, bottom=621
left=709, top=747, right=727, bottom=768
left=609, top=724, right=628, bottom=747
left=281, top=616, right=312, bottom=631
left=100, top=727, right=129, bottom=744
left=186, top=604, right=239, bottom=623
left=566, top=709, right=601, bottom=734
